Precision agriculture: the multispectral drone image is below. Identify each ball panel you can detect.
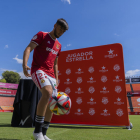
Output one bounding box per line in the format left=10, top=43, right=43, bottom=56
left=58, top=107, right=68, bottom=115
left=57, top=103, right=65, bottom=109
left=62, top=101, right=70, bottom=110
left=57, top=95, right=69, bottom=105
left=49, top=92, right=71, bottom=115
left=49, top=98, right=57, bottom=110
left=51, top=107, right=60, bottom=115
left=58, top=92, right=67, bottom=96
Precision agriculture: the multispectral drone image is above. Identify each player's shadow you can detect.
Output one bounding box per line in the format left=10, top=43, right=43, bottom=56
left=0, top=123, right=34, bottom=128
left=0, top=124, right=11, bottom=127
left=0, top=123, right=126, bottom=130
left=50, top=125, right=124, bottom=129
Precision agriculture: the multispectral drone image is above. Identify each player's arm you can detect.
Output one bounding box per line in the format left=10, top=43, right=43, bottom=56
left=54, top=57, right=59, bottom=86
left=23, top=42, right=37, bottom=77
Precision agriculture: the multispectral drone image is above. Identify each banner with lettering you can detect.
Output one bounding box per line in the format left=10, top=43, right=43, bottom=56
left=51, top=43, right=129, bottom=126
left=0, top=89, right=17, bottom=96
left=0, top=82, right=18, bottom=89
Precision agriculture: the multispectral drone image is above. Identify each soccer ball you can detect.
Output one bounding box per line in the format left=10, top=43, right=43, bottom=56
left=49, top=92, right=71, bottom=115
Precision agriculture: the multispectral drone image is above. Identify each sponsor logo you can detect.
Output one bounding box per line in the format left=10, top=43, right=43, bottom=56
left=32, top=35, right=37, bottom=40
left=108, top=49, right=114, bottom=54
left=64, top=78, right=72, bottom=85
left=76, top=97, right=82, bottom=104
left=89, top=108, right=95, bottom=116
left=9, top=85, right=16, bottom=88
left=116, top=109, right=124, bottom=117
left=88, top=86, right=95, bottom=94
left=75, top=87, right=84, bottom=94
left=100, top=86, right=109, bottom=94
left=88, top=67, right=94, bottom=73
left=47, top=41, right=51, bottom=44
left=99, top=66, right=108, bottom=73
left=104, top=49, right=118, bottom=58
left=101, top=76, right=108, bottom=83
left=77, top=77, right=82, bottom=84
left=131, top=78, right=140, bottom=83
left=87, top=77, right=96, bottom=83
left=58, top=70, right=61, bottom=76
left=65, top=87, right=71, bottom=94
left=46, top=47, right=58, bottom=55
left=87, top=98, right=96, bottom=105
left=66, top=69, right=71, bottom=75
left=75, top=68, right=84, bottom=74
left=102, top=97, right=109, bottom=104
left=66, top=51, right=93, bottom=62
left=54, top=84, right=57, bottom=89
left=41, top=79, right=45, bottom=83
left=101, top=109, right=110, bottom=116
left=75, top=109, right=83, bottom=115
left=19, top=115, right=30, bottom=126
left=0, top=91, right=8, bottom=93
left=113, top=64, right=120, bottom=71
left=0, top=83, right=5, bottom=85
left=114, top=98, right=124, bottom=105
left=113, top=75, right=122, bottom=82
left=115, top=86, right=122, bottom=93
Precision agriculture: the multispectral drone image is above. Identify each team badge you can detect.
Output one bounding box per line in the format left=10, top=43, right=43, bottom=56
left=41, top=79, right=45, bottom=83
left=56, top=44, right=59, bottom=49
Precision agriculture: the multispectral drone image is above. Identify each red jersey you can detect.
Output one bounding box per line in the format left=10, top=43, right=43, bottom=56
left=31, top=31, right=61, bottom=78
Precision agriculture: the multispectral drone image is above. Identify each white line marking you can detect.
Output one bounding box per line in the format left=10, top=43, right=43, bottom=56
left=49, top=129, right=70, bottom=137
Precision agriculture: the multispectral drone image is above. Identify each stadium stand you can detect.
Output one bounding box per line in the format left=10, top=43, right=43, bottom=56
left=126, top=77, right=140, bottom=114
left=0, top=97, right=14, bottom=110
left=0, top=82, right=17, bottom=112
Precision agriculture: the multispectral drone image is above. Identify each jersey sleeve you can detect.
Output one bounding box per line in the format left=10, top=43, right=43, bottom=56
left=57, top=45, right=61, bottom=57
left=31, top=31, right=43, bottom=45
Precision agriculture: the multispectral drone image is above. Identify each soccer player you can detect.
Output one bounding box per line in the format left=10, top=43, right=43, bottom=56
left=23, top=18, right=69, bottom=140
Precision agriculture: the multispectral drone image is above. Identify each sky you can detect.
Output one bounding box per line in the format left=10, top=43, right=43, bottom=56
left=0, top=0, right=140, bottom=79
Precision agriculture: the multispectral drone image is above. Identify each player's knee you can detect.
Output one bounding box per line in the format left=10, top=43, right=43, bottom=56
left=42, top=88, right=52, bottom=99
left=47, top=89, right=53, bottom=98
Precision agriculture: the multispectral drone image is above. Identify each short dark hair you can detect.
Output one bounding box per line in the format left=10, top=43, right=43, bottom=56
left=56, top=18, right=69, bottom=30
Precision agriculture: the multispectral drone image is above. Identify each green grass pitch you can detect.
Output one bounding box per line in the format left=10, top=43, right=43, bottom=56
left=0, top=113, right=140, bottom=140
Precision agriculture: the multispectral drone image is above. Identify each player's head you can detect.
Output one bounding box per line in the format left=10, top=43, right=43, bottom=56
left=56, top=18, right=69, bottom=30
left=53, top=18, right=69, bottom=38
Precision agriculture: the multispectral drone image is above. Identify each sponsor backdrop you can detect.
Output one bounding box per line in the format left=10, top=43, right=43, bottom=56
left=51, top=43, right=129, bottom=126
